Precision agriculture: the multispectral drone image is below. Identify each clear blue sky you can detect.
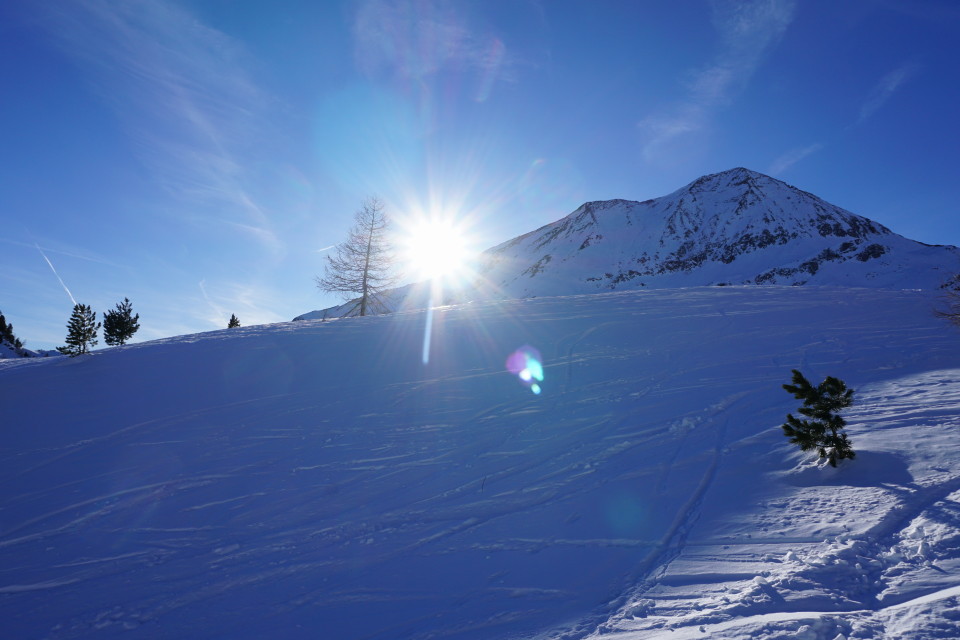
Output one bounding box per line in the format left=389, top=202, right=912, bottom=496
left=2, top=0, right=958, bottom=350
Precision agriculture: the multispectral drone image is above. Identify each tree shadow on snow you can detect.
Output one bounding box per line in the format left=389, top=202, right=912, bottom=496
left=783, top=450, right=914, bottom=488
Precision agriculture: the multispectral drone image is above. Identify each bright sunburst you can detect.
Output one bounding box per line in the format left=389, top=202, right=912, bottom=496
left=402, top=219, right=470, bottom=282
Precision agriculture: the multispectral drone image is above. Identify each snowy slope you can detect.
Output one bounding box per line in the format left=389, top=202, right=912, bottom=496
left=0, top=340, right=22, bottom=359
left=0, top=343, right=60, bottom=359
left=3, top=287, right=960, bottom=639
left=295, top=280, right=440, bottom=322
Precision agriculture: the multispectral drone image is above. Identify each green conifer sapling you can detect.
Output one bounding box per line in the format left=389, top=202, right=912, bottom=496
left=103, top=297, right=140, bottom=346
left=58, top=304, right=101, bottom=357
left=781, top=369, right=855, bottom=467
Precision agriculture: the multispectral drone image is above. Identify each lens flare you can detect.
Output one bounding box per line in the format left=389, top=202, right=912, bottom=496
left=506, top=346, right=543, bottom=394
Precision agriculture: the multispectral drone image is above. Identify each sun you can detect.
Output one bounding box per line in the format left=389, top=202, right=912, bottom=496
left=402, top=219, right=471, bottom=282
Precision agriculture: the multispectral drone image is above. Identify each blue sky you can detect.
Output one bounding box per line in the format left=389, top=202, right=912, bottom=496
left=2, top=0, right=958, bottom=350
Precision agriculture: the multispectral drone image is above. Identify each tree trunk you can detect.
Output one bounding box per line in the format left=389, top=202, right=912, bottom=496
left=360, top=219, right=374, bottom=316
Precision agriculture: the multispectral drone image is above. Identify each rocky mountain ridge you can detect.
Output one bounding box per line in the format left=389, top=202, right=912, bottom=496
left=472, top=167, right=957, bottom=298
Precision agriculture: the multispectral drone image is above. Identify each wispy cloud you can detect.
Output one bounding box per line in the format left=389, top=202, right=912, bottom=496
left=198, top=280, right=226, bottom=327
left=197, top=279, right=287, bottom=329
left=1, top=236, right=126, bottom=269
left=767, top=142, right=824, bottom=175
left=767, top=61, right=919, bottom=175
left=858, top=62, right=919, bottom=124
left=641, top=0, right=796, bottom=159
left=352, top=0, right=518, bottom=97
left=38, top=1, right=280, bottom=251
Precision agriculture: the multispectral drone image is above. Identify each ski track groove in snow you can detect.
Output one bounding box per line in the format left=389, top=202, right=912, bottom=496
left=585, top=368, right=960, bottom=639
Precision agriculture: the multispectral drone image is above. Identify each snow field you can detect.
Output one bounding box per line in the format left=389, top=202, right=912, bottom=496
left=1, top=286, right=958, bottom=639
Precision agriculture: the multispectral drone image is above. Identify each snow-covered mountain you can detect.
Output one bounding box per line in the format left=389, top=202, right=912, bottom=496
left=473, top=168, right=959, bottom=298
left=4, top=286, right=960, bottom=639
left=297, top=168, right=959, bottom=321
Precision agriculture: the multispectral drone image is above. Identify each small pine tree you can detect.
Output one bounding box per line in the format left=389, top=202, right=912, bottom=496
left=103, top=298, right=140, bottom=346
left=228, top=314, right=240, bottom=328
left=781, top=369, right=855, bottom=467
left=57, top=303, right=101, bottom=357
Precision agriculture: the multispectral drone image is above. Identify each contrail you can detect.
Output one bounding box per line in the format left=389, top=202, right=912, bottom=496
left=35, top=243, right=77, bottom=306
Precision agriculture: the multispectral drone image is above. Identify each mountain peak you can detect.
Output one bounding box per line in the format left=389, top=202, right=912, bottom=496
left=469, top=169, right=960, bottom=297
left=717, top=166, right=763, bottom=178
left=682, top=167, right=775, bottom=195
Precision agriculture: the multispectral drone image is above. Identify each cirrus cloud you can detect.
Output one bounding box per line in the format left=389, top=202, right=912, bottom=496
left=641, top=0, right=796, bottom=161
left=36, top=0, right=281, bottom=253
left=858, top=62, right=920, bottom=124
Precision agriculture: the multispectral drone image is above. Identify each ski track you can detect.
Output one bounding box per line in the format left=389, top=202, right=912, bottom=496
left=583, top=368, right=960, bottom=639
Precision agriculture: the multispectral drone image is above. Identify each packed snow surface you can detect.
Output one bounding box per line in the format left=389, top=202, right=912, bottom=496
left=2, top=286, right=960, bottom=639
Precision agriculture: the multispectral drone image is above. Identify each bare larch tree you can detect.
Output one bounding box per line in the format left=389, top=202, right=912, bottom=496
left=316, top=197, right=398, bottom=317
